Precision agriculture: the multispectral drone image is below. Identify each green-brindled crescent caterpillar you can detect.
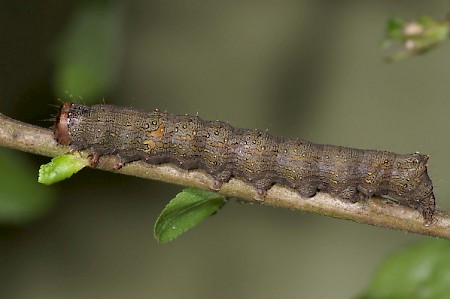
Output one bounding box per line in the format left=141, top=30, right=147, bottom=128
left=54, top=102, right=436, bottom=224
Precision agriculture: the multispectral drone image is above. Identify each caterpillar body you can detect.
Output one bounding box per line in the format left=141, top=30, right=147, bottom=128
left=55, top=103, right=436, bottom=223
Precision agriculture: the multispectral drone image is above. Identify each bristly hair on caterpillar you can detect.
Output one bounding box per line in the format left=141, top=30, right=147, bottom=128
left=44, top=93, right=85, bottom=129
left=54, top=102, right=436, bottom=225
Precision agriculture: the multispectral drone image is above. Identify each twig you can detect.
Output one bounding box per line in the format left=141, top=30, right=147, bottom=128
left=1, top=112, right=449, bottom=238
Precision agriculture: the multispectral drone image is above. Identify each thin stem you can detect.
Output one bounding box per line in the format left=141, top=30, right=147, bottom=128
left=1, top=112, right=449, bottom=238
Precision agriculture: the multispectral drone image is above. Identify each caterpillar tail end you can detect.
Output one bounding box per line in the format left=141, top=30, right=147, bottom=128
left=421, top=193, right=436, bottom=227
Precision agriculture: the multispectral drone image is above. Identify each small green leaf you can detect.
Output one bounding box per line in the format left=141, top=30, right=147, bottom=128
left=38, top=154, right=88, bottom=185
left=154, top=188, right=227, bottom=243
left=386, top=17, right=405, bottom=39
left=382, top=15, right=450, bottom=62
left=418, top=15, right=436, bottom=27
left=359, top=239, right=450, bottom=299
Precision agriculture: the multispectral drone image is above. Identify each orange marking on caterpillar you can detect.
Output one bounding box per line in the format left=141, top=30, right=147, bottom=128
left=143, top=124, right=165, bottom=152
left=146, top=124, right=165, bottom=138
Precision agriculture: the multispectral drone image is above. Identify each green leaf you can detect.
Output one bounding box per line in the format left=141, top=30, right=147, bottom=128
left=51, top=1, right=123, bottom=100
left=0, top=149, right=55, bottom=224
left=417, top=15, right=436, bottom=27
left=38, top=154, right=88, bottom=185
left=359, top=239, right=450, bottom=299
left=154, top=188, right=227, bottom=243
left=383, top=15, right=450, bottom=62
left=386, top=17, right=405, bottom=39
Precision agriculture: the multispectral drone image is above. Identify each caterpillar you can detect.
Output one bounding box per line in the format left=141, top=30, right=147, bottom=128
left=54, top=102, right=436, bottom=224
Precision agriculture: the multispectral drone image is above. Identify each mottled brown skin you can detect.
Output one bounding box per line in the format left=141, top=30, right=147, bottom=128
left=54, top=103, right=436, bottom=224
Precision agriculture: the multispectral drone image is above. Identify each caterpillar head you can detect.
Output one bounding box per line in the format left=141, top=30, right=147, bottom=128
left=54, top=102, right=72, bottom=145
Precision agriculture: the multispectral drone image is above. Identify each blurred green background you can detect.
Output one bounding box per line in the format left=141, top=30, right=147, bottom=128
left=1, top=1, right=449, bottom=298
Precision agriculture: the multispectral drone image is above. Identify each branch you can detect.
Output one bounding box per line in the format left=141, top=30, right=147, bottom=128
left=1, top=112, right=449, bottom=238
